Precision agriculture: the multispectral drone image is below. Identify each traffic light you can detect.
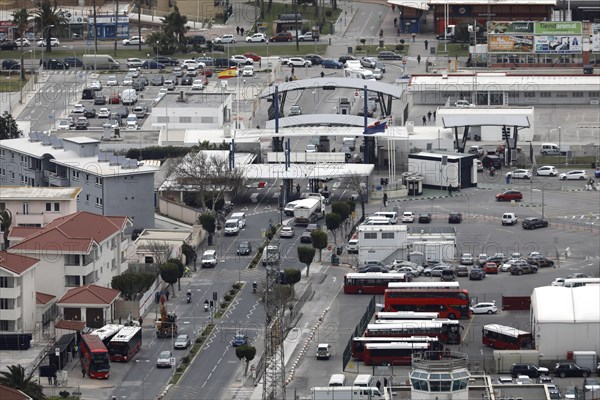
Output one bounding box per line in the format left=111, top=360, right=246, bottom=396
left=380, top=178, right=385, bottom=186
left=502, top=126, right=510, bottom=139
left=209, top=300, right=214, bottom=308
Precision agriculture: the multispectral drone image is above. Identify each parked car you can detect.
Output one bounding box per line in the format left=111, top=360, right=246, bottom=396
left=241, top=65, right=254, bottom=77
left=106, top=75, right=118, bottom=86
left=122, top=36, right=145, bottom=46
left=469, top=268, right=486, bottom=280
left=133, top=105, right=148, bottom=118
left=321, top=59, right=344, bottom=69
left=1, top=59, right=20, bottom=70
left=243, top=52, right=262, bottom=62
left=526, top=255, right=554, bottom=268
left=510, top=263, right=538, bottom=275
left=554, top=363, right=591, bottom=378
left=64, top=56, right=83, bottom=67
left=280, top=226, right=295, bottom=238
left=289, top=105, right=302, bottom=116
left=269, top=32, right=293, bottom=42
left=142, top=60, right=165, bottom=69
left=567, top=272, right=589, bottom=279
left=401, top=211, right=415, bottom=223
left=559, top=170, right=588, bottom=180
left=156, top=350, right=172, bottom=368
left=215, top=34, right=236, bottom=44
left=83, top=108, right=96, bottom=118
left=56, top=119, right=71, bottom=130
left=304, top=54, right=323, bottom=65
left=154, top=56, right=179, bottom=66
left=536, top=165, right=558, bottom=176
left=506, top=169, right=532, bottom=179
left=338, top=55, right=357, bottom=64
left=181, top=76, right=193, bottom=85
left=287, top=57, right=311, bottom=67
left=510, top=364, right=549, bottom=379
left=394, top=266, right=421, bottom=277
left=360, top=57, right=377, bottom=68
left=448, top=212, right=463, bottom=223
left=230, top=55, right=252, bottom=65
left=14, top=38, right=30, bottom=47
left=423, top=265, right=452, bottom=277
left=236, top=241, right=252, bottom=256
left=174, top=334, right=190, bottom=349
left=108, top=93, right=121, bottom=104
left=456, top=265, right=469, bottom=277
left=98, top=108, right=111, bottom=118
left=37, top=37, right=60, bottom=47
left=483, top=262, right=498, bottom=274
left=72, top=103, right=86, bottom=114
left=477, top=254, right=488, bottom=266
left=418, top=212, right=432, bottom=223
left=496, top=190, right=523, bottom=201
left=522, top=217, right=548, bottom=230
left=187, top=35, right=206, bottom=45
left=460, top=253, right=474, bottom=265
left=191, top=79, right=205, bottom=90
left=470, top=302, right=497, bottom=314
left=358, top=265, right=390, bottom=273
left=126, top=58, right=143, bottom=68
left=377, top=51, right=402, bottom=60
left=123, top=75, right=134, bottom=86
left=246, top=33, right=267, bottom=42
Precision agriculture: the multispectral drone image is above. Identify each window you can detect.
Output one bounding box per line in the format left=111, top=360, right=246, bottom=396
left=54, top=203, right=60, bottom=212
left=10, top=172, right=15, bottom=182
left=65, top=276, right=81, bottom=287
left=96, top=177, right=103, bottom=187
left=0, top=168, right=5, bottom=177
left=46, top=203, right=52, bottom=212
left=572, top=92, right=583, bottom=98
left=0, top=298, right=10, bottom=309
left=85, top=194, right=90, bottom=204
left=0, top=277, right=9, bottom=287
left=156, top=116, right=169, bottom=123
left=364, top=233, right=377, bottom=239
left=72, top=170, right=80, bottom=180
left=0, top=149, right=4, bottom=158
left=382, top=232, right=395, bottom=239
left=201, top=117, right=215, bottom=124
left=555, top=92, right=567, bottom=98
left=96, top=197, right=103, bottom=208
left=540, top=92, right=551, bottom=98
left=0, top=320, right=8, bottom=331
left=589, top=92, right=600, bottom=97
left=524, top=92, right=535, bottom=98
left=179, top=116, right=192, bottom=123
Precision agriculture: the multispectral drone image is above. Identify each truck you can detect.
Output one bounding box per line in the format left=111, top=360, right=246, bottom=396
left=155, top=297, right=177, bottom=338
left=437, top=24, right=487, bottom=43
left=82, top=54, right=121, bottom=70
left=298, top=31, right=320, bottom=41
left=294, top=196, right=325, bottom=226
left=262, top=245, right=280, bottom=266
left=311, top=386, right=382, bottom=400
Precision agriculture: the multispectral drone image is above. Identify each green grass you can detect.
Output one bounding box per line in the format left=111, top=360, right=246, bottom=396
left=435, top=42, right=469, bottom=57
left=0, top=77, right=29, bottom=92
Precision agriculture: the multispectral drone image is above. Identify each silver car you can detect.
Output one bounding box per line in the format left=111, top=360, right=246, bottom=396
left=156, top=350, right=172, bottom=368
left=460, top=253, right=474, bottom=265
left=174, top=334, right=190, bottom=349
left=423, top=265, right=453, bottom=277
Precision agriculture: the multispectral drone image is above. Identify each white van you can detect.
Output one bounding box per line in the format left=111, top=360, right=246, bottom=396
left=230, top=212, right=246, bottom=229
left=82, top=54, right=121, bottom=70
left=262, top=245, right=279, bottom=266
left=345, top=60, right=361, bottom=70
left=374, top=211, right=398, bottom=224
left=347, top=238, right=359, bottom=254
left=344, top=68, right=375, bottom=80
left=353, top=374, right=373, bottom=387
left=328, top=374, right=346, bottom=387
left=126, top=114, right=138, bottom=130
left=363, top=217, right=391, bottom=225
left=501, top=212, right=518, bottom=225
left=121, top=89, right=138, bottom=105
left=540, top=143, right=561, bottom=156
left=224, top=219, right=241, bottom=235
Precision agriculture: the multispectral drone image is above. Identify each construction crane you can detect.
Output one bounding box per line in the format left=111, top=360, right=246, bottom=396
left=155, top=296, right=177, bottom=338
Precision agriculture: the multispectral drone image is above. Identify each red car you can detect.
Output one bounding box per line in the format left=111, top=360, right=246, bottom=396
left=200, top=67, right=213, bottom=78
left=270, top=32, right=293, bottom=42
left=496, top=190, right=523, bottom=201
left=243, top=52, right=262, bottom=62
left=483, top=262, right=498, bottom=274
left=109, top=93, right=121, bottom=104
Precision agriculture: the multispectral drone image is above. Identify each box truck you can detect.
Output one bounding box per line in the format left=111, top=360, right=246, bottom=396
left=293, top=197, right=325, bottom=226
left=311, top=386, right=382, bottom=400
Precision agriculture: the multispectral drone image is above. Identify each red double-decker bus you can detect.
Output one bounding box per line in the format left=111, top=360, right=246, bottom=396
left=343, top=272, right=411, bottom=294
left=375, top=311, right=440, bottom=321
left=107, top=326, right=142, bottom=362
left=363, top=341, right=442, bottom=366
left=482, top=324, right=533, bottom=350
left=351, top=336, right=442, bottom=361
left=80, top=334, right=110, bottom=379
left=384, top=288, right=471, bottom=320
left=364, top=319, right=462, bottom=344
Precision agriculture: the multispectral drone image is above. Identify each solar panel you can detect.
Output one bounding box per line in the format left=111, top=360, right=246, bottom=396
left=98, top=151, right=110, bottom=162
left=117, top=155, right=127, bottom=166
left=50, top=136, right=63, bottom=149
left=29, top=131, right=40, bottom=142
left=108, top=154, right=119, bottom=165
left=40, top=133, right=52, bottom=145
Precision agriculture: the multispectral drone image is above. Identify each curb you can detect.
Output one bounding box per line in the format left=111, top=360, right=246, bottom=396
left=394, top=193, right=468, bottom=202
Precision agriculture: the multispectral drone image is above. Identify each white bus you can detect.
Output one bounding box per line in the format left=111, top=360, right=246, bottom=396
left=375, top=311, right=440, bottom=320
left=387, top=282, right=460, bottom=289
left=562, top=278, right=600, bottom=288
left=91, top=324, right=124, bottom=346
left=373, top=211, right=398, bottom=224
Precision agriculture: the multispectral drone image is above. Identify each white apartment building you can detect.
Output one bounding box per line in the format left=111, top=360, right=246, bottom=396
left=0, top=251, right=39, bottom=333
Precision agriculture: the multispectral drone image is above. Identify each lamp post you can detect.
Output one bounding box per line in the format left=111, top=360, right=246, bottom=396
left=19, top=49, right=33, bottom=104
left=40, top=25, right=55, bottom=74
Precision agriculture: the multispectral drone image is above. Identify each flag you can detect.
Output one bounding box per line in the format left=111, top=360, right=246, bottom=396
left=364, top=120, right=387, bottom=135
left=217, top=67, right=238, bottom=79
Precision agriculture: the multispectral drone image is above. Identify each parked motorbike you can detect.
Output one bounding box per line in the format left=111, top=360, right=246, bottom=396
left=204, top=301, right=209, bottom=312
left=186, top=292, right=192, bottom=304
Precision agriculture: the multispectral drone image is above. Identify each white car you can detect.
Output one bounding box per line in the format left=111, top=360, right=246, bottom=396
left=559, top=170, right=588, bottom=180
left=395, top=266, right=421, bottom=276
left=191, top=79, right=204, bottom=90
left=214, top=34, right=235, bottom=44
left=551, top=277, right=565, bottom=286
left=173, top=67, right=183, bottom=77
left=401, top=211, right=415, bottom=223
left=455, top=99, right=475, bottom=107
left=460, top=253, right=474, bottom=265
left=56, top=119, right=71, bottom=130
left=305, top=144, right=318, bottom=153
left=76, top=116, right=88, bottom=127
left=173, top=334, right=190, bottom=349
left=246, top=33, right=266, bottom=42
left=536, top=165, right=558, bottom=176
left=287, top=57, right=312, bottom=67
left=372, top=69, right=383, bottom=80
left=106, top=75, right=118, bottom=86
left=14, top=38, right=30, bottom=47
left=499, top=260, right=515, bottom=272
left=470, top=302, right=498, bottom=314
left=98, top=108, right=111, bottom=118
left=122, top=36, right=145, bottom=46
left=156, top=350, right=172, bottom=368
left=128, top=68, right=140, bottom=78
left=231, top=55, right=251, bottom=65
left=289, top=105, right=302, bottom=116
left=280, top=226, right=295, bottom=238
left=37, top=37, right=60, bottom=47
left=506, top=169, right=532, bottom=179
left=122, top=75, right=134, bottom=86
left=126, top=58, right=143, bottom=68
left=72, top=104, right=85, bottom=113
left=182, top=59, right=200, bottom=71
left=241, top=65, right=254, bottom=77
left=89, top=80, right=102, bottom=90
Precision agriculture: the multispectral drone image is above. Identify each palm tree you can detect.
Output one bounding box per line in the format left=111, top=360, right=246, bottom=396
left=162, top=6, right=189, bottom=51
left=0, top=209, right=12, bottom=249
left=0, top=364, right=46, bottom=400
left=33, top=0, right=68, bottom=53
left=12, top=8, right=30, bottom=81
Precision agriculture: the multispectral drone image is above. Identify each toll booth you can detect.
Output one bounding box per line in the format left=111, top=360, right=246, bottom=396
left=406, top=176, right=424, bottom=196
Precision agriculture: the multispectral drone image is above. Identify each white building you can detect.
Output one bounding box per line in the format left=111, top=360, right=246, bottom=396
left=7, top=211, right=131, bottom=299
left=127, top=228, right=193, bottom=264
left=0, top=251, right=39, bottom=333
left=530, top=286, right=600, bottom=360
left=0, top=186, right=80, bottom=229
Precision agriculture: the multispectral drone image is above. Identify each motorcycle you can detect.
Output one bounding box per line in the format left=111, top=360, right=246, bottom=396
left=204, top=302, right=209, bottom=312
left=252, top=283, right=257, bottom=294
left=489, top=168, right=496, bottom=177
left=186, top=293, right=192, bottom=304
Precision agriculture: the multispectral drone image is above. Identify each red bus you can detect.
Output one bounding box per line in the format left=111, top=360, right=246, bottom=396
left=375, top=311, right=440, bottom=321
left=107, top=326, right=142, bottom=362
left=387, top=282, right=460, bottom=289
left=80, top=334, right=110, bottom=379
left=384, top=288, right=471, bottom=320
left=482, top=324, right=533, bottom=350
left=364, top=320, right=462, bottom=344
left=363, top=341, right=442, bottom=366
left=343, top=272, right=411, bottom=294
left=352, top=336, right=442, bottom=361
left=91, top=324, right=124, bottom=347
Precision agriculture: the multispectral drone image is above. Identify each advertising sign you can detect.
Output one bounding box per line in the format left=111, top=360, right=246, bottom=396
left=535, top=35, right=582, bottom=54
left=488, top=35, right=534, bottom=53
left=534, top=21, right=582, bottom=35
left=487, top=21, right=534, bottom=35
left=592, top=23, right=600, bottom=53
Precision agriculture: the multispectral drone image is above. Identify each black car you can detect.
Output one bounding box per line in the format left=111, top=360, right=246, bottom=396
left=115, top=106, right=129, bottom=118
left=2, top=59, right=20, bottom=70
left=511, top=363, right=549, bottom=378
left=486, top=255, right=506, bottom=264
left=0, top=41, right=18, bottom=50
left=304, top=54, right=323, bottom=65
left=338, top=55, right=357, bottom=64
left=64, top=57, right=83, bottom=67
left=41, top=59, right=69, bottom=70
left=526, top=255, right=554, bottom=268
left=236, top=241, right=252, bottom=256
left=180, top=76, right=193, bottom=85
left=137, top=76, right=149, bottom=86
left=358, top=266, right=390, bottom=273
left=377, top=51, right=402, bottom=60
left=151, top=75, right=164, bottom=86
left=554, top=363, right=591, bottom=378
left=448, top=212, right=463, bottom=223
left=82, top=88, right=95, bottom=100
left=94, top=95, right=106, bottom=105
left=469, top=268, right=485, bottom=280
left=187, top=35, right=206, bottom=45
left=214, top=58, right=236, bottom=68
left=83, top=109, right=96, bottom=118
left=509, top=263, right=538, bottom=275
left=418, top=212, right=432, bottom=223
left=154, top=56, right=179, bottom=66
left=482, top=155, right=502, bottom=169
left=300, top=231, right=312, bottom=244
left=522, top=217, right=548, bottom=230
left=132, top=80, right=145, bottom=91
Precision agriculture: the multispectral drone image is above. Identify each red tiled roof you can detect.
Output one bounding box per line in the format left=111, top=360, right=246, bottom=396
left=8, top=211, right=129, bottom=253
left=36, top=292, right=56, bottom=305
left=57, top=284, right=120, bottom=305
left=55, top=320, right=86, bottom=331
left=0, top=251, right=39, bottom=275
left=0, top=385, right=32, bottom=400
left=8, top=226, right=43, bottom=239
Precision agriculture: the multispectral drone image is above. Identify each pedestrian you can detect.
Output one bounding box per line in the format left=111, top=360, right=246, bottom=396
left=412, top=32, right=416, bottom=42
left=165, top=290, right=170, bottom=301
left=72, top=344, right=78, bottom=358
left=296, top=184, right=301, bottom=195
left=155, top=291, right=160, bottom=304
left=379, top=29, right=384, bottom=38
left=236, top=26, right=240, bottom=35
left=47, top=374, right=52, bottom=385
left=376, top=379, right=382, bottom=391
left=427, top=111, right=432, bottom=121
left=417, top=54, right=421, bottom=64
left=53, top=374, right=57, bottom=386
left=82, top=367, right=86, bottom=378
left=383, top=193, right=388, bottom=207
left=424, top=39, right=429, bottom=50
left=384, top=377, right=388, bottom=387
left=448, top=184, right=453, bottom=197
left=138, top=316, right=143, bottom=327
left=291, top=66, right=295, bottom=76
left=422, top=115, right=426, bottom=125
left=240, top=27, right=245, bottom=36
left=393, top=17, right=398, bottom=27
left=320, top=71, right=325, bottom=78
left=433, top=110, right=436, bottom=120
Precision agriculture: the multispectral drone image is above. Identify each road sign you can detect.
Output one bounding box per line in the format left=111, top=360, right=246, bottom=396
left=55, top=347, right=60, bottom=356
left=212, top=291, right=217, bottom=301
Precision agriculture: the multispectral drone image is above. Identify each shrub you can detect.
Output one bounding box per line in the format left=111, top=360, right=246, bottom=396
left=232, top=283, right=242, bottom=290
left=213, top=44, right=225, bottom=52
left=400, top=39, right=405, bottom=44
left=395, top=44, right=404, bottom=51
left=220, top=302, right=228, bottom=309
left=195, top=337, right=204, bottom=344
left=229, top=289, right=236, bottom=296
left=176, top=366, right=184, bottom=372
left=360, top=38, right=366, bottom=45
left=224, top=294, right=233, bottom=301
left=181, top=356, right=190, bottom=364
left=325, top=10, right=332, bottom=16
left=356, top=46, right=362, bottom=51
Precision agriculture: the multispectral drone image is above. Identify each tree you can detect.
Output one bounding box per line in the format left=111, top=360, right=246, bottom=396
left=347, top=173, right=369, bottom=223
left=181, top=243, right=195, bottom=264
left=111, top=272, right=156, bottom=300
left=12, top=9, right=30, bottom=80
left=198, top=213, right=216, bottom=246
left=235, top=345, right=256, bottom=377
left=311, top=230, right=328, bottom=262
left=0, top=112, right=22, bottom=140
left=0, top=364, right=46, bottom=400
left=325, top=212, right=341, bottom=246
left=144, top=241, right=172, bottom=267
left=0, top=209, right=13, bottom=249
left=297, top=246, right=315, bottom=277
left=159, top=262, right=179, bottom=295
left=331, top=201, right=351, bottom=239
left=33, top=0, right=68, bottom=53
left=162, top=6, right=189, bottom=51
left=284, top=268, right=301, bottom=296
left=168, top=258, right=185, bottom=290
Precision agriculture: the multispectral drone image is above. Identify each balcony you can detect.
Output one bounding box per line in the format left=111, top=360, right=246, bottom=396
left=65, top=260, right=95, bottom=277
left=45, top=171, right=69, bottom=187
left=14, top=212, right=44, bottom=227
left=0, top=305, right=22, bottom=321
left=1, top=285, right=21, bottom=298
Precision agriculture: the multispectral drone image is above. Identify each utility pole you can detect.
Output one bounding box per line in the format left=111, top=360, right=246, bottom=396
left=262, top=240, right=286, bottom=400
left=138, top=0, right=142, bottom=52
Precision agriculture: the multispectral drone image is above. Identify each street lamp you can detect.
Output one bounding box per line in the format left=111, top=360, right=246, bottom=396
left=40, top=24, right=55, bottom=74
left=19, top=49, right=33, bottom=104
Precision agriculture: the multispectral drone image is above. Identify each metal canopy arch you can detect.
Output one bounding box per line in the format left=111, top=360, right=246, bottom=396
left=441, top=113, right=531, bottom=164
left=265, top=114, right=379, bottom=129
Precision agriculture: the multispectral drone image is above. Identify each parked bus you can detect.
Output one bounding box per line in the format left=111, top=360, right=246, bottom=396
left=384, top=288, right=471, bottom=319
left=364, top=320, right=462, bottom=344
left=376, top=311, right=440, bottom=321
left=91, top=324, right=124, bottom=347
left=344, top=272, right=412, bottom=294
left=562, top=278, right=600, bottom=288
left=352, top=336, right=442, bottom=360
left=107, top=326, right=142, bottom=362
left=387, top=282, right=460, bottom=289
left=482, top=324, right=533, bottom=350
left=80, top=334, right=110, bottom=379
left=363, top=342, right=439, bottom=366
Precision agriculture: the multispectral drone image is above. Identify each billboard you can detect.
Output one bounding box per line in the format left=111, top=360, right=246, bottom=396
left=535, top=35, right=582, bottom=54
left=488, top=35, right=534, bottom=53
left=487, top=21, right=534, bottom=35
left=534, top=21, right=582, bottom=35
left=593, top=23, right=600, bottom=53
